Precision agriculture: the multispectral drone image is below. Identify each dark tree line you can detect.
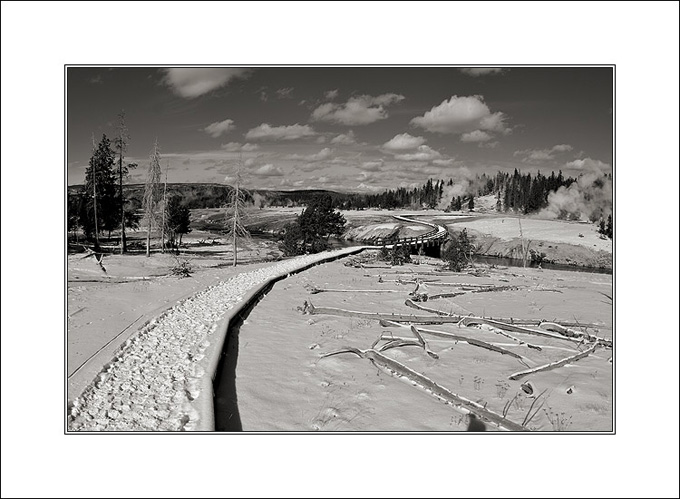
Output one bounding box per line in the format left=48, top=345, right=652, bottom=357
left=68, top=132, right=192, bottom=251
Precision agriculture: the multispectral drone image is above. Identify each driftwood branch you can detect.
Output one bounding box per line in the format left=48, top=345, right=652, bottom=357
left=508, top=343, right=599, bottom=381
left=381, top=321, right=532, bottom=367
left=320, top=347, right=528, bottom=431
left=410, top=325, right=440, bottom=359
left=306, top=303, right=599, bottom=330
left=458, top=317, right=582, bottom=344
left=540, top=322, right=612, bottom=348
left=307, top=287, right=403, bottom=294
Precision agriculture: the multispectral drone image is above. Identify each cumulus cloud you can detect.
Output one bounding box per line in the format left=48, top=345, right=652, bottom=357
left=306, top=148, right=333, bottom=161
left=432, top=158, right=456, bottom=166
left=361, top=160, right=384, bottom=171
left=311, top=93, right=405, bottom=125
left=410, top=95, right=509, bottom=135
left=161, top=68, right=250, bottom=98
left=325, top=89, right=339, bottom=100
left=252, top=163, right=284, bottom=176
left=276, top=87, right=294, bottom=99
left=393, top=145, right=442, bottom=162
left=203, top=119, right=235, bottom=138
left=459, top=68, right=505, bottom=77
left=330, top=130, right=356, bottom=145
left=220, top=142, right=259, bottom=152
left=245, top=123, right=316, bottom=141
left=514, top=144, right=575, bottom=163
left=382, top=133, right=427, bottom=150
left=565, top=157, right=610, bottom=170
left=460, top=130, right=492, bottom=142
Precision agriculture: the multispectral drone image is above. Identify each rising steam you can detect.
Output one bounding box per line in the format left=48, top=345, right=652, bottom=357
left=540, top=162, right=612, bottom=221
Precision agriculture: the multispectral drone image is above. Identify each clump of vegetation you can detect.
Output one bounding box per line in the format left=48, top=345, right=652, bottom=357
left=170, top=257, right=193, bottom=278
left=279, top=195, right=346, bottom=256
left=598, top=214, right=613, bottom=239
left=441, top=229, right=476, bottom=271
left=529, top=248, right=547, bottom=265
left=390, top=245, right=412, bottom=266
left=165, top=196, right=192, bottom=253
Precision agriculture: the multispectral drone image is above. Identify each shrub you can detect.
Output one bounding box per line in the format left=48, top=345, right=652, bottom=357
left=441, top=229, right=476, bottom=271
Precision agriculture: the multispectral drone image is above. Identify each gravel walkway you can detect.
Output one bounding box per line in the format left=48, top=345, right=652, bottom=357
left=67, top=249, right=361, bottom=432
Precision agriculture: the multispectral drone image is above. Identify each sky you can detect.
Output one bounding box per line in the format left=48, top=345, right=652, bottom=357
left=67, top=66, right=613, bottom=191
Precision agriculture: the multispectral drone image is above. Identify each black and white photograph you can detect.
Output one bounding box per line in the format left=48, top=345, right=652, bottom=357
left=65, top=65, right=615, bottom=433
left=2, top=2, right=678, bottom=498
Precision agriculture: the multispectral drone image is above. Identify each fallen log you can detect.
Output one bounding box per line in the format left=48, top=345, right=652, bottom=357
left=410, top=325, right=439, bottom=359
left=427, top=292, right=468, bottom=300
left=306, top=303, right=600, bottom=329
left=405, top=299, right=454, bottom=316
left=540, top=322, right=613, bottom=348
left=307, top=287, right=404, bottom=294
left=307, top=303, right=465, bottom=323
left=508, top=343, right=599, bottom=381
left=458, top=317, right=582, bottom=344
left=381, top=321, right=532, bottom=367
left=320, top=347, right=528, bottom=431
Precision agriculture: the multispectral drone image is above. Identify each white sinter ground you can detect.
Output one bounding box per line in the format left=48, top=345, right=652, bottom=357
left=67, top=248, right=359, bottom=432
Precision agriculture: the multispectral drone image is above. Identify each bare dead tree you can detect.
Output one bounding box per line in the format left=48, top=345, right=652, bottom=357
left=224, top=158, right=250, bottom=267
left=113, top=111, right=136, bottom=254
left=143, top=139, right=163, bottom=257
left=91, top=133, right=100, bottom=250
left=160, top=161, right=169, bottom=252
left=518, top=216, right=532, bottom=268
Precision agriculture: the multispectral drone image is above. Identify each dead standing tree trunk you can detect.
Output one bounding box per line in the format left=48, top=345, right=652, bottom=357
left=143, top=139, right=163, bottom=257
left=115, top=111, right=132, bottom=254
left=224, top=158, right=250, bottom=267
left=518, top=216, right=531, bottom=267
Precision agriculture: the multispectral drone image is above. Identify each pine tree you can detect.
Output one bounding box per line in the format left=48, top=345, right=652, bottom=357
left=81, top=134, right=117, bottom=246
left=143, top=140, right=163, bottom=257
left=165, top=196, right=192, bottom=251
left=468, top=196, right=475, bottom=211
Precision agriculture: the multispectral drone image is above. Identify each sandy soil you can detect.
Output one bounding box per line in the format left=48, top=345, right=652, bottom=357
left=234, top=254, right=613, bottom=431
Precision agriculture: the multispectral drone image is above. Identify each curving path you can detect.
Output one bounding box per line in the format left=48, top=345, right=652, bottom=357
left=66, top=215, right=450, bottom=432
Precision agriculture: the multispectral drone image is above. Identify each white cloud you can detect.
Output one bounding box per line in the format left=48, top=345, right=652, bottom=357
left=161, top=68, right=250, bottom=98
left=245, top=123, right=316, bottom=141
left=276, top=87, right=294, bottom=99
left=203, top=119, right=235, bottom=138
left=565, top=158, right=610, bottom=171
left=383, top=133, right=426, bottom=150
left=459, top=68, right=505, bottom=77
left=362, top=160, right=384, bottom=171
left=311, top=93, right=405, bottom=125
left=514, top=144, right=575, bottom=162
left=410, top=95, right=509, bottom=135
left=308, top=147, right=333, bottom=161
left=287, top=147, right=334, bottom=162
left=221, top=142, right=260, bottom=152
left=432, top=158, right=455, bottom=166
left=394, top=145, right=442, bottom=162
left=252, top=163, right=284, bottom=176
left=460, top=130, right=492, bottom=142
left=316, top=136, right=327, bottom=144
left=325, top=89, right=339, bottom=100
left=357, top=182, right=382, bottom=191
left=330, top=131, right=356, bottom=145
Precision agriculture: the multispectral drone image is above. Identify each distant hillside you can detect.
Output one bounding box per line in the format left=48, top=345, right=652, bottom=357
left=67, top=183, right=354, bottom=210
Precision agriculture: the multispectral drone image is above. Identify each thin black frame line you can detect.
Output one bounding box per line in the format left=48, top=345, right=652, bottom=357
left=64, top=65, right=615, bottom=435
